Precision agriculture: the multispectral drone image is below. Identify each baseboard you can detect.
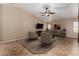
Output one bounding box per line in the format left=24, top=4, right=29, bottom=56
left=66, top=37, right=78, bottom=39
left=0, top=37, right=27, bottom=44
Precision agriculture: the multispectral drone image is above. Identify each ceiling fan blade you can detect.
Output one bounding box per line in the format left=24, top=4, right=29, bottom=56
left=47, top=14, right=49, bottom=16
left=48, top=10, right=55, bottom=14
left=40, top=12, right=45, bottom=16
left=41, top=14, right=44, bottom=16
left=49, top=12, right=55, bottom=14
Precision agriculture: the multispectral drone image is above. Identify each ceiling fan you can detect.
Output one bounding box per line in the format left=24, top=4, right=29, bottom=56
left=40, top=5, right=55, bottom=16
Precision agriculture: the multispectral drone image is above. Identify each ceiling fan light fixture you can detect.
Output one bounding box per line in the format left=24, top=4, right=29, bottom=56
left=40, top=4, right=55, bottom=16
left=45, top=14, right=49, bottom=16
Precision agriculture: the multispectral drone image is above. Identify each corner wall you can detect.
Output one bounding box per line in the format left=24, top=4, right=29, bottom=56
left=1, top=5, right=42, bottom=42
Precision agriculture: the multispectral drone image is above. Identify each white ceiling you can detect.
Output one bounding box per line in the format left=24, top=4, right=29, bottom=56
left=5, top=3, right=78, bottom=22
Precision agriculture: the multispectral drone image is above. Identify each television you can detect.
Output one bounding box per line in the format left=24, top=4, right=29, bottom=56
left=36, top=23, right=43, bottom=29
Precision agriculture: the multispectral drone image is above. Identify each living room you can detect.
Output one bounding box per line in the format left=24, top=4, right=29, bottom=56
left=0, top=3, right=78, bottom=56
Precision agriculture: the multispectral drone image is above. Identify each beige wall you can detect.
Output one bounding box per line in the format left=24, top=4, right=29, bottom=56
left=1, top=5, right=42, bottom=42
left=51, top=18, right=78, bottom=38
left=0, top=5, right=2, bottom=41
left=0, top=5, right=1, bottom=41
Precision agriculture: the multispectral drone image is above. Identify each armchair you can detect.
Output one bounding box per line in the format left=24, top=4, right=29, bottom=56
left=40, top=32, right=54, bottom=47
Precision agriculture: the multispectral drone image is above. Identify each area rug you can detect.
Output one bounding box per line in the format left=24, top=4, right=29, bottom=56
left=18, top=39, right=61, bottom=54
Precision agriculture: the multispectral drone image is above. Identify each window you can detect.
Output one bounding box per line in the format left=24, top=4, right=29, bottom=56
left=48, top=24, right=51, bottom=29
left=73, top=21, right=78, bottom=33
